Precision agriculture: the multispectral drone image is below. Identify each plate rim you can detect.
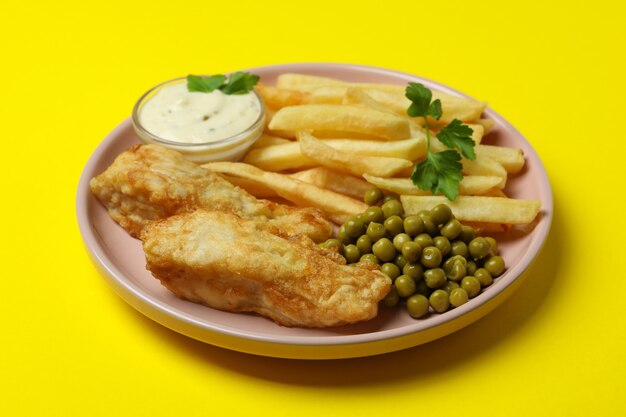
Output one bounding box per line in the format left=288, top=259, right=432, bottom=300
left=76, top=62, right=553, bottom=356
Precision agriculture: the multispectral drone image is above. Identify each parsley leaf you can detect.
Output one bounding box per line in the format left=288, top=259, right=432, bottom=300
left=187, top=74, right=227, bottom=93
left=412, top=151, right=463, bottom=201
left=186, top=72, right=259, bottom=95
left=437, top=119, right=476, bottom=160
left=220, top=72, right=260, bottom=95
left=405, top=83, right=476, bottom=200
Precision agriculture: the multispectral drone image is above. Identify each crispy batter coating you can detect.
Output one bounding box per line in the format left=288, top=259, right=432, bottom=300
left=89, top=144, right=333, bottom=241
left=141, top=210, right=391, bottom=327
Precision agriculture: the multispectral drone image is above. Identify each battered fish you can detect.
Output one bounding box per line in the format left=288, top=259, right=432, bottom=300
left=141, top=210, right=391, bottom=327
left=89, top=144, right=333, bottom=241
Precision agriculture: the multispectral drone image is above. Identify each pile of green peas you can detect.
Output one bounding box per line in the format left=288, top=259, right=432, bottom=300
left=319, top=187, right=506, bottom=318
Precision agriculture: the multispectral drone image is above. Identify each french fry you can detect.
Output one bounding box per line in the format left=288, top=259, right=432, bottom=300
left=255, top=83, right=310, bottom=109
left=202, top=162, right=367, bottom=224
left=462, top=155, right=507, bottom=185
left=276, top=73, right=348, bottom=92
left=290, top=167, right=372, bottom=201
left=363, top=174, right=504, bottom=196
left=475, top=144, right=525, bottom=174
left=342, top=87, right=397, bottom=115
left=219, top=174, right=278, bottom=198
left=269, top=104, right=411, bottom=140
left=401, top=195, right=541, bottom=224
left=298, top=132, right=412, bottom=177
left=249, top=134, right=291, bottom=150
left=473, top=118, right=495, bottom=134
left=244, top=137, right=425, bottom=171
left=243, top=142, right=316, bottom=171
left=466, top=123, right=485, bottom=145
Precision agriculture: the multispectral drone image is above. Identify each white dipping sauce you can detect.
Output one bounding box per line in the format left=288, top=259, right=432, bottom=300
left=139, top=82, right=261, bottom=144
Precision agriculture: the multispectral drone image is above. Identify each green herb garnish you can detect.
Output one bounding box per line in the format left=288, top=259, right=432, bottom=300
left=406, top=83, right=475, bottom=201
left=187, top=72, right=259, bottom=95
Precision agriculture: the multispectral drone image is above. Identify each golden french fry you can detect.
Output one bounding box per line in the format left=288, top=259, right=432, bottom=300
left=202, top=162, right=367, bottom=224
left=243, top=142, right=316, bottom=171
left=475, top=144, right=525, bottom=174
left=401, top=195, right=541, bottom=224
left=219, top=174, right=278, bottom=198
left=473, top=118, right=495, bottom=134
left=298, top=132, right=412, bottom=177
left=363, top=175, right=504, bottom=196
left=465, top=123, right=485, bottom=145
left=255, top=83, right=310, bottom=109
left=463, top=221, right=512, bottom=233
left=249, top=134, right=292, bottom=150
left=244, top=137, right=425, bottom=172
left=269, top=104, right=411, bottom=141
left=291, top=167, right=373, bottom=201
left=276, top=73, right=348, bottom=92
left=462, top=155, right=507, bottom=185
left=342, top=87, right=397, bottom=115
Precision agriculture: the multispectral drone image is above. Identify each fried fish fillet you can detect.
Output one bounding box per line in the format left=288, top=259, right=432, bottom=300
left=89, top=144, right=333, bottom=241
left=141, top=210, right=391, bottom=327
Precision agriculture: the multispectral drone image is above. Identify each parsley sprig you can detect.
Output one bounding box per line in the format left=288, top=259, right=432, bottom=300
left=187, top=72, right=259, bottom=95
left=406, top=83, right=476, bottom=200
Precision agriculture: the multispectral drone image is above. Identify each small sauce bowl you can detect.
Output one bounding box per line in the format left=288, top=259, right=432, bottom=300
left=131, top=77, right=265, bottom=163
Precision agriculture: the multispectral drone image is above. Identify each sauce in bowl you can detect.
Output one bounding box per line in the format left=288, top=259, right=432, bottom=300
left=132, top=77, right=265, bottom=163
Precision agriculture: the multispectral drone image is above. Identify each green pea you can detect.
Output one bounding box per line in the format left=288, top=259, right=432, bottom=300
left=484, top=255, right=506, bottom=277
left=343, top=244, right=360, bottom=263
left=359, top=253, right=380, bottom=265
left=416, top=210, right=431, bottom=220
left=402, top=262, right=424, bottom=280
left=383, top=286, right=400, bottom=307
left=414, top=233, right=434, bottom=249
left=366, top=222, right=387, bottom=242
left=337, top=224, right=351, bottom=245
left=394, top=254, right=408, bottom=270
left=364, top=187, right=384, bottom=206
left=461, top=276, right=481, bottom=298
left=442, top=280, right=460, bottom=294
left=458, top=225, right=476, bottom=243
left=372, top=238, right=396, bottom=262
left=363, top=206, right=384, bottom=224
left=423, top=217, right=440, bottom=236
left=395, top=275, right=416, bottom=297
left=393, top=233, right=412, bottom=251
left=450, top=240, right=469, bottom=258
left=449, top=287, right=469, bottom=307
left=382, top=193, right=400, bottom=203
left=421, top=246, right=442, bottom=268
left=319, top=238, right=343, bottom=254
left=384, top=215, right=405, bottom=237
left=356, top=235, right=373, bottom=254
left=424, top=267, right=446, bottom=288
left=429, top=289, right=450, bottom=313
left=381, top=199, right=404, bottom=219
left=403, top=215, right=424, bottom=237
left=469, top=237, right=491, bottom=260
left=344, top=216, right=366, bottom=238
left=430, top=204, right=453, bottom=226
left=474, top=268, right=493, bottom=287
left=433, top=236, right=451, bottom=257
left=401, top=241, right=422, bottom=263
left=406, top=294, right=430, bottom=318
left=485, top=236, right=498, bottom=255
left=443, top=255, right=467, bottom=282
left=466, top=260, right=478, bottom=276
left=381, top=262, right=401, bottom=280
left=440, top=219, right=462, bottom=240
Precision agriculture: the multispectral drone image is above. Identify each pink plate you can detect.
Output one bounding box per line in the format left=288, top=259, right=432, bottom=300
left=76, top=63, right=552, bottom=359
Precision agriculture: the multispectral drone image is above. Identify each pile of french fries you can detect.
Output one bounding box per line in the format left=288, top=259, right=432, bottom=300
left=203, top=73, right=540, bottom=230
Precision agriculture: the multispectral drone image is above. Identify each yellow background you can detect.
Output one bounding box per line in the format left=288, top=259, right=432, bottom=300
left=3, top=0, right=625, bottom=416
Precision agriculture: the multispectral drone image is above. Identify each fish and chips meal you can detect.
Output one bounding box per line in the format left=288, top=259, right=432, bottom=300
left=90, top=71, right=542, bottom=327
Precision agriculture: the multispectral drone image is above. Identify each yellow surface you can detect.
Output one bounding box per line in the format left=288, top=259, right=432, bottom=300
left=2, top=0, right=625, bottom=415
